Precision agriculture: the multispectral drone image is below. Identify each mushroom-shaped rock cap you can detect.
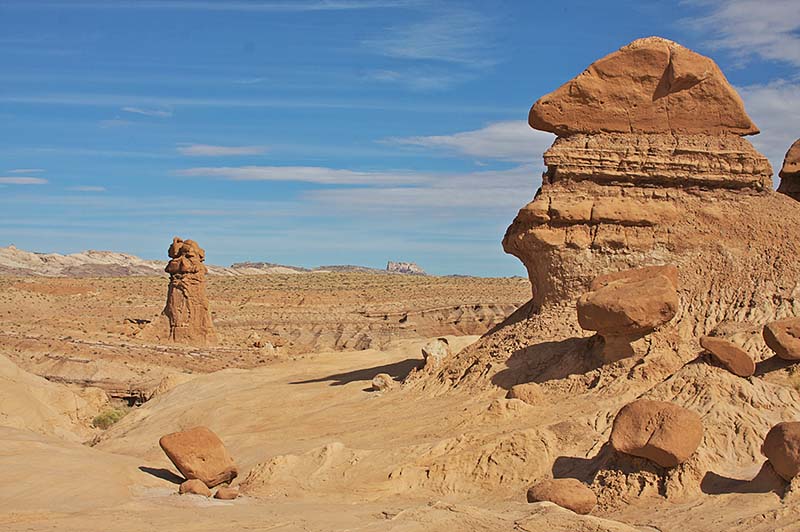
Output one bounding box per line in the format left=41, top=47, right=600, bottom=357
left=780, top=139, right=800, bottom=179
left=529, top=37, right=759, bottom=137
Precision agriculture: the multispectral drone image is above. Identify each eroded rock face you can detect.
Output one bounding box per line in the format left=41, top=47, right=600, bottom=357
left=159, top=426, right=238, bottom=488
left=161, top=237, right=217, bottom=346
left=529, top=37, right=758, bottom=136
left=371, top=373, right=395, bottom=392
left=610, top=399, right=703, bottom=468
left=699, top=336, right=755, bottom=377
left=526, top=478, right=596, bottom=514
left=763, top=318, right=800, bottom=360
left=778, top=139, right=800, bottom=201
left=762, top=422, right=800, bottom=481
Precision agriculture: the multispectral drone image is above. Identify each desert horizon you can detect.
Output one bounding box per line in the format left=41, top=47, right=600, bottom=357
left=3, top=1, right=800, bottom=531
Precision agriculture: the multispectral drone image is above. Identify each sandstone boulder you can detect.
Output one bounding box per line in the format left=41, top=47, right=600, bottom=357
left=507, top=382, right=543, bottom=405
left=763, top=317, right=800, bottom=361
left=577, top=273, right=678, bottom=336
left=214, top=486, right=239, bottom=500
left=529, top=37, right=758, bottom=136
left=159, top=426, right=238, bottom=487
left=762, top=422, right=800, bottom=481
left=526, top=478, right=596, bottom=515
left=700, top=336, right=755, bottom=377
left=371, top=373, right=395, bottom=392
left=610, top=399, right=703, bottom=467
left=421, top=338, right=451, bottom=369
left=179, top=479, right=211, bottom=496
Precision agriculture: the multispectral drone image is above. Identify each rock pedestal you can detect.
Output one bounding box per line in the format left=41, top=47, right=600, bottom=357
left=778, top=139, right=800, bottom=201
left=142, top=237, right=217, bottom=346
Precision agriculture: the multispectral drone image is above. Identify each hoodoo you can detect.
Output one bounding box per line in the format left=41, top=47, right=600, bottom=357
left=141, top=237, right=217, bottom=346
left=778, top=139, right=800, bottom=201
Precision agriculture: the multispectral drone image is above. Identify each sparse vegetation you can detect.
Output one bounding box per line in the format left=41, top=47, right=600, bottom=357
left=92, top=406, right=130, bottom=430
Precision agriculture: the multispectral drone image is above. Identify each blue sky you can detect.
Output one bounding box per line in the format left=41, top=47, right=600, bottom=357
left=1, top=0, right=798, bottom=275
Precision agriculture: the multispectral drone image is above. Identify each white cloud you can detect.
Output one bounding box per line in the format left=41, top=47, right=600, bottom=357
left=121, top=106, right=173, bottom=117
left=67, top=186, right=107, bottom=192
left=386, top=120, right=554, bottom=163
left=177, top=144, right=269, bottom=156
left=304, top=164, right=540, bottom=213
left=0, top=177, right=48, bottom=185
left=175, top=165, right=430, bottom=185
left=365, top=68, right=469, bottom=91
left=7, top=168, right=44, bottom=174
left=740, top=80, right=800, bottom=175
left=685, top=0, right=800, bottom=66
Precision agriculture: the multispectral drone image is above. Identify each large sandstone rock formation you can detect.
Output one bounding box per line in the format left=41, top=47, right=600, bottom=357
left=415, top=36, right=800, bottom=502
left=778, top=139, right=800, bottom=201
left=142, top=237, right=217, bottom=346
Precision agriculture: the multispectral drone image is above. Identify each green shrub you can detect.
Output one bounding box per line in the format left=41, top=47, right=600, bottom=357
left=92, top=408, right=129, bottom=429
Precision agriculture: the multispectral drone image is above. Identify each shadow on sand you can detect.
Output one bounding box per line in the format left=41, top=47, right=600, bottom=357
left=700, top=463, right=785, bottom=495
left=491, top=336, right=598, bottom=391
left=289, top=358, right=423, bottom=387
left=139, top=466, right=184, bottom=485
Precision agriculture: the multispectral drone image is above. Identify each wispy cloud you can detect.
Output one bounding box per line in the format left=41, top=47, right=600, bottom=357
left=121, top=106, right=173, bottom=117
left=177, top=144, right=269, bottom=156
left=739, top=80, right=800, bottom=176
left=364, top=68, right=470, bottom=91
left=0, top=177, right=48, bottom=185
left=67, top=186, right=107, bottom=192
left=363, top=9, right=496, bottom=66
left=684, top=0, right=800, bottom=66
left=8, top=1, right=419, bottom=12
left=7, top=168, right=45, bottom=174
left=385, top=120, right=554, bottom=162
left=175, top=165, right=429, bottom=185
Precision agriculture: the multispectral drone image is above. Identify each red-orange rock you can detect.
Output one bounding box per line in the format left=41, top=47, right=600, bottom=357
left=763, top=317, right=800, bottom=361
left=778, top=139, right=800, bottom=201
left=762, top=422, right=800, bottom=481
left=526, top=478, right=596, bottom=514
left=577, top=274, right=678, bottom=336
left=159, top=426, right=238, bottom=488
left=610, top=399, right=703, bottom=467
left=699, top=336, right=755, bottom=377
left=529, top=37, right=758, bottom=137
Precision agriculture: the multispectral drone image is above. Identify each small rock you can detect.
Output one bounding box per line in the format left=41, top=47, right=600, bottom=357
left=763, top=318, right=800, bottom=361
left=700, top=336, right=755, bottom=377
left=526, top=478, right=596, bottom=515
left=371, top=373, right=395, bottom=392
left=762, top=421, right=800, bottom=481
left=507, top=382, right=543, bottom=405
left=421, top=338, right=451, bottom=369
left=214, top=486, right=239, bottom=500
left=610, top=399, right=703, bottom=468
left=159, top=426, right=238, bottom=488
left=179, top=479, right=211, bottom=497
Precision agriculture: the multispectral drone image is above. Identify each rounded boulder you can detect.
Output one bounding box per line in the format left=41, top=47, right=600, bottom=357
left=526, top=478, right=596, bottom=515
left=762, top=422, right=800, bottom=481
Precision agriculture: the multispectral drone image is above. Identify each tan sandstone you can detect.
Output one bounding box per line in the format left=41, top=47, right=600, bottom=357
left=610, top=399, right=703, bottom=468
left=764, top=317, right=800, bottom=361
left=159, top=426, right=238, bottom=487
left=214, top=486, right=239, bottom=500
left=526, top=478, right=596, bottom=514
left=699, top=336, right=755, bottom=377
left=179, top=479, right=212, bottom=497
left=762, top=422, right=800, bottom=482
left=529, top=37, right=758, bottom=136
left=371, top=373, right=395, bottom=392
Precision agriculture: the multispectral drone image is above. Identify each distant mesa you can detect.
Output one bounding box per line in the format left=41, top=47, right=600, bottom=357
left=0, top=245, right=428, bottom=277
left=386, top=261, right=426, bottom=275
